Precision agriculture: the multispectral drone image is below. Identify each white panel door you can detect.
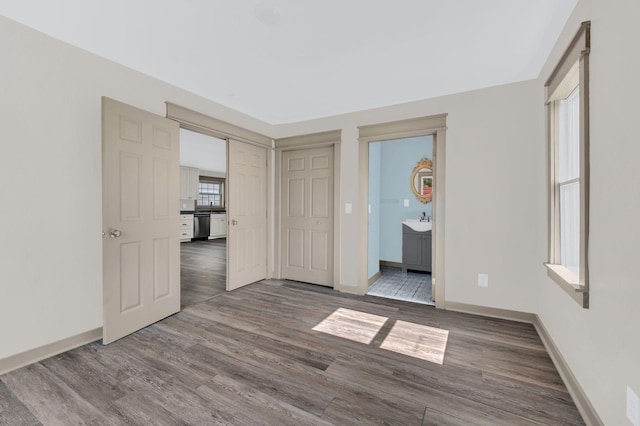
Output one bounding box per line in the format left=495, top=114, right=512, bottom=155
left=227, top=140, right=267, bottom=290
left=102, top=97, right=180, bottom=344
left=281, top=146, right=334, bottom=286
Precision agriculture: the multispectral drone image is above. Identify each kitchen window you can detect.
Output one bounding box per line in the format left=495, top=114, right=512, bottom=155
left=544, top=21, right=590, bottom=308
left=197, top=177, right=224, bottom=209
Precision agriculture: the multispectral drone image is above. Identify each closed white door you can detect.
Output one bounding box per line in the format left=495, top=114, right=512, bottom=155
left=227, top=140, right=267, bottom=290
left=281, top=146, right=334, bottom=286
left=102, top=97, right=180, bottom=344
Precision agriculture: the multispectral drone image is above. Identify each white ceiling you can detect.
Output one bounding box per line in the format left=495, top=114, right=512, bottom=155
left=180, top=129, right=226, bottom=173
left=0, top=0, right=577, bottom=124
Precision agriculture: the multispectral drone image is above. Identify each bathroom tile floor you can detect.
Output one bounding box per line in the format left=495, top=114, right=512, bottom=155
left=367, top=266, right=435, bottom=306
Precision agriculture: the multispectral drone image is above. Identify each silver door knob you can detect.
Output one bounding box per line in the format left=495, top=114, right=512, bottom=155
left=231, top=219, right=238, bottom=226
left=109, top=229, right=122, bottom=238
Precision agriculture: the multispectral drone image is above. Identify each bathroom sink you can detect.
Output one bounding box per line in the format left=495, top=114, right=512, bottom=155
left=402, top=219, right=432, bottom=232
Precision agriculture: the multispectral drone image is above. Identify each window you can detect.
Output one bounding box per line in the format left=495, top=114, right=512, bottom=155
left=544, top=21, right=590, bottom=308
left=197, top=177, right=224, bottom=209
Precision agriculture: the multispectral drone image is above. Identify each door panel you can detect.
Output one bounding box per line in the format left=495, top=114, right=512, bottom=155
left=287, top=228, right=305, bottom=268
left=311, top=177, right=329, bottom=217
left=153, top=159, right=171, bottom=219
left=310, top=231, right=328, bottom=271
left=120, top=152, right=142, bottom=220
left=281, top=146, right=334, bottom=286
left=227, top=140, right=267, bottom=290
left=153, top=237, right=171, bottom=300
left=102, top=97, right=180, bottom=344
left=120, top=242, right=142, bottom=312
left=289, top=179, right=305, bottom=216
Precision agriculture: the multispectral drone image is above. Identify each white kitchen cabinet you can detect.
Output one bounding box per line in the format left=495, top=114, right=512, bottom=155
left=209, top=213, right=227, bottom=239
left=179, top=214, right=194, bottom=242
left=180, top=166, right=199, bottom=200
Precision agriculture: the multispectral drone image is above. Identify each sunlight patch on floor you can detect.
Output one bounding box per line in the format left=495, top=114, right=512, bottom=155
left=380, top=320, right=449, bottom=364
left=312, top=308, right=388, bottom=344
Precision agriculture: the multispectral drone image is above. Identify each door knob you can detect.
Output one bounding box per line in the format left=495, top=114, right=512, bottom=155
left=231, top=219, right=238, bottom=226
left=109, top=229, right=122, bottom=238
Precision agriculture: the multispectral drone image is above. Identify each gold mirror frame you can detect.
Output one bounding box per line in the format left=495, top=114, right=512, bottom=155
left=411, top=157, right=433, bottom=204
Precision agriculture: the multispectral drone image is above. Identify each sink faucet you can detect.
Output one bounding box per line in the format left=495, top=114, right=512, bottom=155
left=420, top=212, right=426, bottom=221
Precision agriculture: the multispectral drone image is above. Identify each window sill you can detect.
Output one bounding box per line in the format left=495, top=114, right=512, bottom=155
left=544, top=263, right=589, bottom=308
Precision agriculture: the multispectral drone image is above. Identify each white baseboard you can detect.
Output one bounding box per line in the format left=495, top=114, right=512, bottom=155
left=0, top=328, right=102, bottom=376
left=444, top=301, right=536, bottom=323
left=445, top=301, right=602, bottom=425
left=533, top=315, right=603, bottom=426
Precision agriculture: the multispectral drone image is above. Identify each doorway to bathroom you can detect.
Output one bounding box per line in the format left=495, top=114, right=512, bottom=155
left=366, top=135, right=435, bottom=306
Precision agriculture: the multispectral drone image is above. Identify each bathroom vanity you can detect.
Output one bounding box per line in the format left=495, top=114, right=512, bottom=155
left=402, top=221, right=432, bottom=273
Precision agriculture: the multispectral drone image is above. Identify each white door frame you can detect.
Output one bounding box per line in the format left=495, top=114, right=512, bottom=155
left=274, top=130, right=342, bottom=288
left=358, top=115, right=447, bottom=308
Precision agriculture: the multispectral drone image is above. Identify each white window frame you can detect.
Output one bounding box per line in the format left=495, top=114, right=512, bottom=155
left=544, top=21, right=590, bottom=308
left=196, top=177, right=225, bottom=210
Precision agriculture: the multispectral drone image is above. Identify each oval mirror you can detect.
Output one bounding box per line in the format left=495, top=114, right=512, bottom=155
left=411, top=158, right=433, bottom=204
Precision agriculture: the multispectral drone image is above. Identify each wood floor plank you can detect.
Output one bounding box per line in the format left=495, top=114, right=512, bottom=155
left=0, top=242, right=585, bottom=425
left=0, top=380, right=41, bottom=426
left=197, top=375, right=334, bottom=426
left=1, top=363, right=102, bottom=425
left=37, top=351, right=128, bottom=416
left=181, top=239, right=226, bottom=308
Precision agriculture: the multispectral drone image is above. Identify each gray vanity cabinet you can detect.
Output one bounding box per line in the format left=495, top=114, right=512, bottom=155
left=402, top=224, right=432, bottom=273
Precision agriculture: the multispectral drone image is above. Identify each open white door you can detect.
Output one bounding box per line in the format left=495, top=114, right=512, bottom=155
left=102, top=97, right=180, bottom=344
left=227, top=139, right=267, bottom=290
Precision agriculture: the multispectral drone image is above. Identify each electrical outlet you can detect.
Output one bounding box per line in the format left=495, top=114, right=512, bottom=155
left=478, top=273, right=489, bottom=288
left=403, top=199, right=409, bottom=207
left=628, top=386, right=640, bottom=426
left=345, top=203, right=352, bottom=214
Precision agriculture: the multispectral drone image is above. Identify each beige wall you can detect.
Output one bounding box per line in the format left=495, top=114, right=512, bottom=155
left=2, top=3, right=638, bottom=423
left=536, top=0, right=640, bottom=424
left=0, top=12, right=545, bottom=354
left=272, top=81, right=545, bottom=312
left=0, top=16, right=270, bottom=359
left=1, top=14, right=545, bottom=360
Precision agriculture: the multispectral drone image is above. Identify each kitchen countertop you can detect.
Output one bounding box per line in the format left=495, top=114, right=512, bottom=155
left=180, top=210, right=226, bottom=215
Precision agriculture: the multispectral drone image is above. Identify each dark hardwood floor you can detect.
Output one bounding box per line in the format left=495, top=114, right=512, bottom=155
left=180, top=238, right=226, bottom=308
left=0, top=279, right=584, bottom=425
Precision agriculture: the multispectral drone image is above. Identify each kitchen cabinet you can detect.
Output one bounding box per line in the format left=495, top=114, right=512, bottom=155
left=209, top=213, right=227, bottom=239
left=402, top=225, right=432, bottom=273
left=180, top=166, right=199, bottom=200
left=179, top=214, right=194, bottom=242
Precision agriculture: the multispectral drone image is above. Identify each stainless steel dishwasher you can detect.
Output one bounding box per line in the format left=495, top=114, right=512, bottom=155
left=193, top=213, right=210, bottom=239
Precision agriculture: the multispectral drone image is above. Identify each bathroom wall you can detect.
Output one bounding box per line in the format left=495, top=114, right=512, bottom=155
left=379, top=136, right=433, bottom=263
left=368, top=143, right=381, bottom=279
